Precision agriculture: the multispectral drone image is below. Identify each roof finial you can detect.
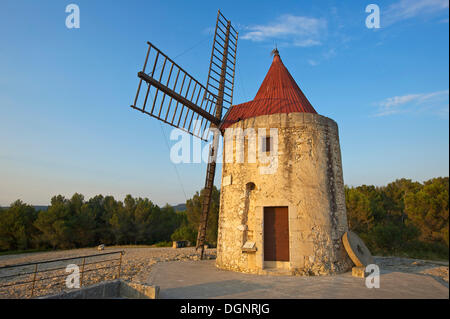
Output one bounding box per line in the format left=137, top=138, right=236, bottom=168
left=271, top=44, right=279, bottom=57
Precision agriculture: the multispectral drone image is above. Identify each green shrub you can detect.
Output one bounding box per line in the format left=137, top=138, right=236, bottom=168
left=171, top=225, right=197, bottom=244
left=154, top=241, right=172, bottom=247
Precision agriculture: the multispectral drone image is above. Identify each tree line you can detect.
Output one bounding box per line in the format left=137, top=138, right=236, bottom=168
left=0, top=186, right=220, bottom=253
left=0, top=178, right=448, bottom=259
left=345, top=177, right=448, bottom=259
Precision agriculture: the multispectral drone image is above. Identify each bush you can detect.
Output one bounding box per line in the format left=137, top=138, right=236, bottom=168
left=154, top=241, right=172, bottom=247
left=171, top=225, right=197, bottom=244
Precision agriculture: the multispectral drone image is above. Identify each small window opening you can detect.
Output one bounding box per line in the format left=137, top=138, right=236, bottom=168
left=263, top=136, right=272, bottom=152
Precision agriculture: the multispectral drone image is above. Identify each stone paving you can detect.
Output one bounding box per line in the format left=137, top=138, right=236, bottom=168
left=1, top=247, right=448, bottom=299
left=147, top=259, right=449, bottom=299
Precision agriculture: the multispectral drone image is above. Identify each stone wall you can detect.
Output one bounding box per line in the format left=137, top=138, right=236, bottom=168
left=216, top=112, right=353, bottom=275
left=40, top=279, right=159, bottom=299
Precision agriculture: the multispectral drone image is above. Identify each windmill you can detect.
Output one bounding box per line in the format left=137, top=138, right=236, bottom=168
left=129, top=10, right=238, bottom=260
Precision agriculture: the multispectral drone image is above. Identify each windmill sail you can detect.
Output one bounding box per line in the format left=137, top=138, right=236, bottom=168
left=204, top=10, right=238, bottom=113
left=131, top=42, right=220, bottom=141
left=195, top=11, right=238, bottom=259
left=129, top=9, right=238, bottom=260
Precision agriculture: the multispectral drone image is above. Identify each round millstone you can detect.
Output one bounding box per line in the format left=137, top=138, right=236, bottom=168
left=342, top=231, right=374, bottom=267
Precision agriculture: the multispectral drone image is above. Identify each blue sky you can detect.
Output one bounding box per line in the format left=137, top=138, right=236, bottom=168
left=0, top=0, right=448, bottom=206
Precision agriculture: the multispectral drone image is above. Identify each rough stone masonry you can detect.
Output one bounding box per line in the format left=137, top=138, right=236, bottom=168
left=216, top=51, right=353, bottom=275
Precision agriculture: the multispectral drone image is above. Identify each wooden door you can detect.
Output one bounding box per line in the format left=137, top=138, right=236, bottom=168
left=264, top=207, right=289, bottom=261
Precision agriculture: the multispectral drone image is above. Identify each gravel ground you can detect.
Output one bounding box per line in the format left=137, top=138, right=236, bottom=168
left=0, top=248, right=447, bottom=299
left=374, top=256, right=449, bottom=285
left=0, top=246, right=216, bottom=299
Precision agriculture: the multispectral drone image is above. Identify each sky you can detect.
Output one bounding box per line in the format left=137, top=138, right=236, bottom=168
left=0, top=0, right=448, bottom=207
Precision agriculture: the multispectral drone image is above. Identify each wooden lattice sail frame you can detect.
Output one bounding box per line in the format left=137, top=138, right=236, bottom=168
left=130, top=10, right=238, bottom=259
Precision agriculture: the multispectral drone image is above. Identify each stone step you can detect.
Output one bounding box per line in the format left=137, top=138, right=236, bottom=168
left=261, top=268, right=293, bottom=276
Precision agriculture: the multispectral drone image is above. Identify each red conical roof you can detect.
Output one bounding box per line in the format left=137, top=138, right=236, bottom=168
left=221, top=50, right=317, bottom=129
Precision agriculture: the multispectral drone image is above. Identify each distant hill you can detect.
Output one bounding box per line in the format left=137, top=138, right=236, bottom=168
left=172, top=203, right=186, bottom=212
left=33, top=206, right=49, bottom=211
left=0, top=205, right=48, bottom=211
left=1, top=204, right=180, bottom=212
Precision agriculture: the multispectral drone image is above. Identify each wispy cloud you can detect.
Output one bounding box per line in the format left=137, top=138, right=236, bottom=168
left=375, top=89, right=449, bottom=117
left=202, top=26, right=215, bottom=35
left=322, top=48, right=336, bottom=59
left=306, top=48, right=337, bottom=67
left=241, top=14, right=327, bottom=47
left=384, top=0, right=449, bottom=26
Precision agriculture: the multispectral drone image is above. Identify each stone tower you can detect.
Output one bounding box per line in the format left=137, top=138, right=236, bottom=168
left=216, top=50, right=352, bottom=275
